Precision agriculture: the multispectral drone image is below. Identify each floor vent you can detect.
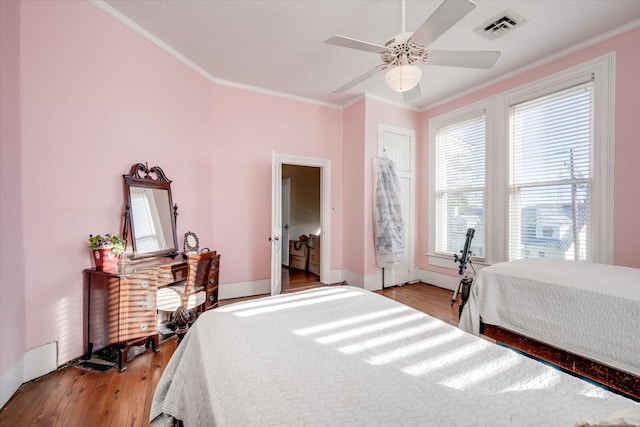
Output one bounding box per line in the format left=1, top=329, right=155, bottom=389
left=475, top=12, right=524, bottom=40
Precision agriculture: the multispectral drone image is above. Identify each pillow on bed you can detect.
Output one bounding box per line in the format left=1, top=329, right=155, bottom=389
left=576, top=406, right=640, bottom=427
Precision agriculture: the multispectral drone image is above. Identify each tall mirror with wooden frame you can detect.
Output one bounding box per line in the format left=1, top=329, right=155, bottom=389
left=123, top=163, right=179, bottom=260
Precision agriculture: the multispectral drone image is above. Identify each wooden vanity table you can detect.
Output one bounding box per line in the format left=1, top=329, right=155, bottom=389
left=84, top=163, right=221, bottom=371
left=84, top=254, right=220, bottom=371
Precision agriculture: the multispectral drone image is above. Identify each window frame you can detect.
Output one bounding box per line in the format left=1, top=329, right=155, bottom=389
left=428, top=100, right=494, bottom=269
left=427, top=53, right=614, bottom=268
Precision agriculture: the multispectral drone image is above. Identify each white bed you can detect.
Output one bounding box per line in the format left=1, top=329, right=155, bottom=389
left=459, top=259, right=640, bottom=397
left=151, top=285, right=638, bottom=426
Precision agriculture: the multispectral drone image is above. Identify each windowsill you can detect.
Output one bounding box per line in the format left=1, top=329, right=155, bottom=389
left=426, top=252, right=488, bottom=270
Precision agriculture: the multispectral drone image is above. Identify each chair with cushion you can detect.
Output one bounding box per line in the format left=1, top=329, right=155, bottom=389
left=157, top=250, right=216, bottom=341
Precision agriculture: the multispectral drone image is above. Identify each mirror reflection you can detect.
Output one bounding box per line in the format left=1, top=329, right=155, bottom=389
left=130, top=187, right=174, bottom=254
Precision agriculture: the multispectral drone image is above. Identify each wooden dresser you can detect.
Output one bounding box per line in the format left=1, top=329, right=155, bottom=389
left=84, top=254, right=220, bottom=371
left=205, top=253, right=221, bottom=310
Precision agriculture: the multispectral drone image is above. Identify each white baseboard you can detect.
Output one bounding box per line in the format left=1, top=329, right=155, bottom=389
left=23, top=342, right=57, bottom=384
left=333, top=268, right=456, bottom=293
left=328, top=269, right=346, bottom=285
left=1, top=341, right=57, bottom=410
left=219, top=279, right=270, bottom=300
left=337, top=270, right=364, bottom=288
left=417, top=269, right=459, bottom=291
left=219, top=269, right=361, bottom=301
left=364, top=273, right=382, bottom=291
left=0, top=357, right=23, bottom=409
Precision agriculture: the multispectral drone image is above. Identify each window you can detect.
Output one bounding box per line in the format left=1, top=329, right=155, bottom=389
left=509, top=82, right=594, bottom=261
left=433, top=113, right=486, bottom=259
left=428, top=54, right=613, bottom=266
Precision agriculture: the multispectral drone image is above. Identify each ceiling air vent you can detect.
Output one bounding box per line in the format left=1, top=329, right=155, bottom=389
left=475, top=12, right=525, bottom=40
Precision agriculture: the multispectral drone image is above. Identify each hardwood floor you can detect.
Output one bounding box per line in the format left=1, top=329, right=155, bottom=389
left=281, top=266, right=321, bottom=291
left=0, top=282, right=459, bottom=426
left=378, top=282, right=459, bottom=327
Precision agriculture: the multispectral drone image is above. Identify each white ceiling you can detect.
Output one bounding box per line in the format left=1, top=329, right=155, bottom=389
left=101, top=0, right=640, bottom=110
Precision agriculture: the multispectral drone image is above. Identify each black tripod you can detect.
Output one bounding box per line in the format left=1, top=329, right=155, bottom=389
left=451, top=228, right=475, bottom=318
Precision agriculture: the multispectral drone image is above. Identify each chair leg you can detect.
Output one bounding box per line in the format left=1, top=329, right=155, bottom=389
left=174, top=306, right=190, bottom=344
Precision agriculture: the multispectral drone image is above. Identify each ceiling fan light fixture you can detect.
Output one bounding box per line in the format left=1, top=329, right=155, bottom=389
left=385, top=64, right=422, bottom=92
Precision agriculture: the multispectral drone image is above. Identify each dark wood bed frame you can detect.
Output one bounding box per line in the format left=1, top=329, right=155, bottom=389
left=480, top=322, right=639, bottom=401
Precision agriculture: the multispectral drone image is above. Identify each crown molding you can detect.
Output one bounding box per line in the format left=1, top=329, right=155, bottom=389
left=365, top=93, right=421, bottom=113
left=89, top=0, right=342, bottom=110
left=341, top=93, right=366, bottom=110
left=421, top=19, right=640, bottom=112
left=213, top=77, right=342, bottom=110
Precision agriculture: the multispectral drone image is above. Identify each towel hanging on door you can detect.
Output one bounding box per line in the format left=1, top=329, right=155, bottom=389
left=372, top=157, right=404, bottom=268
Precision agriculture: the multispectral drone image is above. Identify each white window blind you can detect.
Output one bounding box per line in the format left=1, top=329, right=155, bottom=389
left=435, top=114, right=485, bottom=258
left=509, top=81, right=593, bottom=261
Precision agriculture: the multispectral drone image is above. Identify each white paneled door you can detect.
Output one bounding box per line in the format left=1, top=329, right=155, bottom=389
left=378, top=125, right=416, bottom=287
left=281, top=178, right=290, bottom=266
left=270, top=151, right=283, bottom=295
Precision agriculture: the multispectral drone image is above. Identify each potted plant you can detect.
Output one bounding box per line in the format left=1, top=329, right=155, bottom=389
left=88, top=233, right=125, bottom=270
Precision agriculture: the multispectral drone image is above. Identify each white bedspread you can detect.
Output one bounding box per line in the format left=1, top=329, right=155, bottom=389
left=151, top=286, right=637, bottom=426
left=459, top=259, right=640, bottom=377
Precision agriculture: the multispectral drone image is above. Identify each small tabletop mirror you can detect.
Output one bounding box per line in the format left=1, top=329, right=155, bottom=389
left=184, top=231, right=199, bottom=255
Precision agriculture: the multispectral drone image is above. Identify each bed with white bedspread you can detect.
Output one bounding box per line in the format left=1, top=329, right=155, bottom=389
left=459, top=259, right=640, bottom=396
left=150, top=285, right=638, bottom=426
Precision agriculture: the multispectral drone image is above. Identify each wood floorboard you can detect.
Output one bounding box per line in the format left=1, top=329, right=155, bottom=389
left=56, top=370, right=100, bottom=426
left=79, top=372, right=111, bottom=426
left=0, top=280, right=462, bottom=426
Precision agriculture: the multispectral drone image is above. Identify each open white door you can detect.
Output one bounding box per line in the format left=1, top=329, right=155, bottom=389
left=281, top=178, right=291, bottom=266
left=270, top=151, right=282, bottom=295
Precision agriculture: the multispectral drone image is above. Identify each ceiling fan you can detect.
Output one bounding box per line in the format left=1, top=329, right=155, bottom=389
left=325, top=0, right=501, bottom=102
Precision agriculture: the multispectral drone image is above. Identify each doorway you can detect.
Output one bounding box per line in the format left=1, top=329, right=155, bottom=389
left=271, top=153, right=331, bottom=295
left=281, top=165, right=321, bottom=291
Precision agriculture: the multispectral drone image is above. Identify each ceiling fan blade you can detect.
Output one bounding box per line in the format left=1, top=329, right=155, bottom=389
left=427, top=50, right=501, bottom=69
left=333, top=67, right=383, bottom=93
left=402, top=85, right=421, bottom=102
left=409, top=0, right=476, bottom=47
left=325, top=35, right=390, bottom=54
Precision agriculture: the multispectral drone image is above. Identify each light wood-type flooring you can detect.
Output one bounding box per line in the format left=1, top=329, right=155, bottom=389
left=0, top=277, right=459, bottom=426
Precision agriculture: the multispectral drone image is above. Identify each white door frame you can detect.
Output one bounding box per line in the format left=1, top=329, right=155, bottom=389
left=271, top=152, right=331, bottom=295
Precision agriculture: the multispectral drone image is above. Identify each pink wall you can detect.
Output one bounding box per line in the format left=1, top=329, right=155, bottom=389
left=341, top=99, right=366, bottom=274
left=340, top=98, right=421, bottom=278
left=609, top=28, right=640, bottom=268
left=211, top=84, right=343, bottom=283
left=0, top=0, right=27, bottom=377
left=9, top=0, right=639, bottom=374
left=20, top=0, right=214, bottom=363
left=342, top=98, right=421, bottom=276
left=14, top=0, right=345, bottom=366
left=418, top=27, right=640, bottom=274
